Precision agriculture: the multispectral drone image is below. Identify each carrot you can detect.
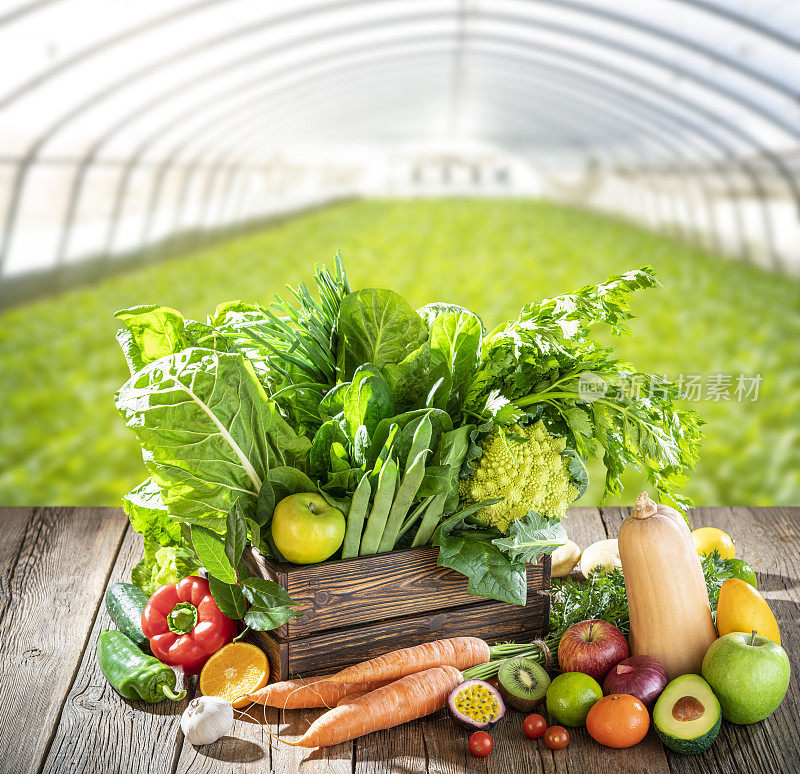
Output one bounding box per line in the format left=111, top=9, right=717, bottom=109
left=245, top=675, right=390, bottom=709
left=327, top=637, right=490, bottom=684
left=288, top=666, right=463, bottom=747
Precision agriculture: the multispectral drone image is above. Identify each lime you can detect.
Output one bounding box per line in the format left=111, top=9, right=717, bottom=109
left=546, top=672, right=603, bottom=727
left=726, top=558, right=757, bottom=589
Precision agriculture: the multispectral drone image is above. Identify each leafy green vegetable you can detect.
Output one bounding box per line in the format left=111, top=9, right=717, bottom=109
left=115, top=348, right=305, bottom=530
left=433, top=508, right=528, bottom=605
left=492, top=512, right=568, bottom=565
left=190, top=526, right=237, bottom=584
left=131, top=544, right=201, bottom=596
left=122, top=478, right=182, bottom=548
left=463, top=267, right=704, bottom=509
left=336, top=288, right=427, bottom=380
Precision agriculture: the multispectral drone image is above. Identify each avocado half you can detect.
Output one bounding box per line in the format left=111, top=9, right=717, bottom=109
left=653, top=674, right=722, bottom=755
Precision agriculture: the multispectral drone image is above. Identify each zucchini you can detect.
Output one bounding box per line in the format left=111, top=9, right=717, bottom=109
left=105, top=583, right=151, bottom=652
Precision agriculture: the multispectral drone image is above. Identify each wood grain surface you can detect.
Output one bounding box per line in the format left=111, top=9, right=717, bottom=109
left=2, top=506, right=798, bottom=774
left=252, top=547, right=548, bottom=639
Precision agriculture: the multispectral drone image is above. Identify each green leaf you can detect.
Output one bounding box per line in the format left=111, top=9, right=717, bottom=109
left=190, top=525, right=237, bottom=583
left=254, top=480, right=276, bottom=527
left=433, top=503, right=526, bottom=605
left=343, top=364, right=393, bottom=437
left=492, top=512, right=568, bottom=564
left=115, top=349, right=273, bottom=529
left=122, top=478, right=182, bottom=548
left=209, top=576, right=247, bottom=620
left=131, top=545, right=200, bottom=596
left=421, top=304, right=483, bottom=416
left=114, top=305, right=187, bottom=372
left=336, top=288, right=427, bottom=380
left=436, top=526, right=528, bottom=606
left=244, top=606, right=300, bottom=631
left=241, top=577, right=295, bottom=608
left=225, top=504, right=247, bottom=568
left=267, top=466, right=317, bottom=503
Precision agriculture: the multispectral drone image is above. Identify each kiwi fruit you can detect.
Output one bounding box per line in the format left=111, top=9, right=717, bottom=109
left=497, top=657, right=551, bottom=711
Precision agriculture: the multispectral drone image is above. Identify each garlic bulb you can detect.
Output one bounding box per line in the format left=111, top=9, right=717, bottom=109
left=181, top=696, right=234, bottom=746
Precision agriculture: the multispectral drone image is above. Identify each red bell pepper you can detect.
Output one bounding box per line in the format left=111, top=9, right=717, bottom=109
left=141, top=576, right=237, bottom=674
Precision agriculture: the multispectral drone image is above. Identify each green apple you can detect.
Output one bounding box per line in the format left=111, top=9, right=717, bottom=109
left=271, top=493, right=346, bottom=564
left=701, top=631, right=790, bottom=724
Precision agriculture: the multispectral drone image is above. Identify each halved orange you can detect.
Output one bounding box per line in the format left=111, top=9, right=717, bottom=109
left=200, top=642, right=269, bottom=708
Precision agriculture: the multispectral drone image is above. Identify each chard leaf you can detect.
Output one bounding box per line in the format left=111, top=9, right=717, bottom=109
left=336, top=288, right=427, bottom=380
left=115, top=348, right=289, bottom=528
left=191, top=525, right=237, bottom=584
left=492, top=512, right=568, bottom=564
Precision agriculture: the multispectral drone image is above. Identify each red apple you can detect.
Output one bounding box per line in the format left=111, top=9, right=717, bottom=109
left=558, top=619, right=630, bottom=682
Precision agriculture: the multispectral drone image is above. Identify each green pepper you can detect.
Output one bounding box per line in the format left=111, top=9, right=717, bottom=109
left=97, top=630, right=186, bottom=704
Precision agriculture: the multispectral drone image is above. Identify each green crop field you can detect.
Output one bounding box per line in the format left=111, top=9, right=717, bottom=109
left=1, top=198, right=798, bottom=508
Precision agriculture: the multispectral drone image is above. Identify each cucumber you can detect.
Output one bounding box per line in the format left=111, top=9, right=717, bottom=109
left=105, top=583, right=151, bottom=652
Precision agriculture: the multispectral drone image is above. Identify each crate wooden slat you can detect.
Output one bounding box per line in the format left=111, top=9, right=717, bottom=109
left=248, top=545, right=551, bottom=680
left=247, top=546, right=550, bottom=640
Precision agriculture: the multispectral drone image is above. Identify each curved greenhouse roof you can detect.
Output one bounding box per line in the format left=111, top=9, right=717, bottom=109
left=1, top=0, right=799, bottom=301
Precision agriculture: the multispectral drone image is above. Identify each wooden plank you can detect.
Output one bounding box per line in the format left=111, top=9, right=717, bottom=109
left=251, top=547, right=548, bottom=639
left=175, top=699, right=354, bottom=772
left=42, top=520, right=190, bottom=774
left=0, top=507, right=127, bottom=774
left=251, top=596, right=547, bottom=680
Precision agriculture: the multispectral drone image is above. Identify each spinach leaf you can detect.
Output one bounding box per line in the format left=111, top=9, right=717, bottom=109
left=343, top=364, right=393, bottom=437
left=309, top=420, right=350, bottom=480
left=492, top=511, right=567, bottom=565
left=267, top=466, right=317, bottom=503
left=336, top=289, right=427, bottom=380
left=419, top=303, right=484, bottom=416
left=434, top=511, right=528, bottom=606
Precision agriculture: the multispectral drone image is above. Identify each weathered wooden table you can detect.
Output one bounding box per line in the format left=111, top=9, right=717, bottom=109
left=2, top=506, right=798, bottom=774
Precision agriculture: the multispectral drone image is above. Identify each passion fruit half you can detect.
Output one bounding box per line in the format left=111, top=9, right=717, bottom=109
left=448, top=680, right=506, bottom=730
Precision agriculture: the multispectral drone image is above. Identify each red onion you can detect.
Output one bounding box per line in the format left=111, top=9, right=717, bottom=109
left=602, top=655, right=669, bottom=710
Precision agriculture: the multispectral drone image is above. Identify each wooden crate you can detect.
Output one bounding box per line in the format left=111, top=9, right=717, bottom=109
left=246, top=546, right=551, bottom=681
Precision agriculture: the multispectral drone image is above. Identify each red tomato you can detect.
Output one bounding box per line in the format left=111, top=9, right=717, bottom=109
left=523, top=714, right=547, bottom=739
left=544, top=725, right=570, bottom=750
left=468, top=731, right=494, bottom=757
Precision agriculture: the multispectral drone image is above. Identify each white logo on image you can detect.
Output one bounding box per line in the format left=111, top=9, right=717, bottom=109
left=577, top=372, right=608, bottom=402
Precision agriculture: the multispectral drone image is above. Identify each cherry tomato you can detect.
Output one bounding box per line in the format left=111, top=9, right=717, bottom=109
left=523, top=714, right=547, bottom=739
left=468, top=731, right=494, bottom=757
left=544, top=725, right=570, bottom=751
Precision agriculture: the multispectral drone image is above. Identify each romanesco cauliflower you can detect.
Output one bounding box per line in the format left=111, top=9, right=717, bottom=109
left=459, top=420, right=578, bottom=532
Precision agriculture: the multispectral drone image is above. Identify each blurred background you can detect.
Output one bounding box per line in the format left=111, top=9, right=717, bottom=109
left=1, top=0, right=799, bottom=507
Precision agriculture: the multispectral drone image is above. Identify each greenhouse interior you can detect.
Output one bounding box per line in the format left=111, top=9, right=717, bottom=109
left=1, top=0, right=799, bottom=509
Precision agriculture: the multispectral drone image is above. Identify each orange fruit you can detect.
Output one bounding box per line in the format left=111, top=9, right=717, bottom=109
left=200, top=642, right=269, bottom=708
left=586, top=694, right=650, bottom=748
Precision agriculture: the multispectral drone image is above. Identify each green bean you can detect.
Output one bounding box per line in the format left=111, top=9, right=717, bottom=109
left=341, top=472, right=371, bottom=559
left=359, top=456, right=398, bottom=555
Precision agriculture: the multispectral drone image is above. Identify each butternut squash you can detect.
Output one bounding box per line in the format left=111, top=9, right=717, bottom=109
left=618, top=492, right=717, bottom=680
